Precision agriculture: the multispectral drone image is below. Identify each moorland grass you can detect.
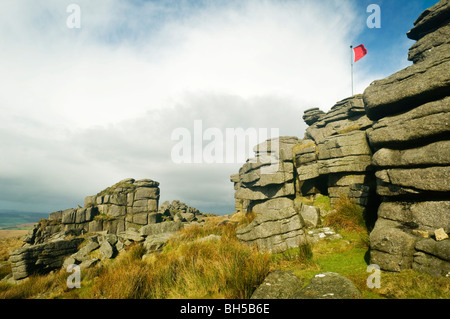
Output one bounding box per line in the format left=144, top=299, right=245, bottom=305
left=0, top=210, right=448, bottom=300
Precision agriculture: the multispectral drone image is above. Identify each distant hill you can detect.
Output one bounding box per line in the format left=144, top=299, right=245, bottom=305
left=0, top=211, right=48, bottom=230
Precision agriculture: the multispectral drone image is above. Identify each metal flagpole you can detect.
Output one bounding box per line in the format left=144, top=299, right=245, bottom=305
left=350, top=45, right=354, bottom=96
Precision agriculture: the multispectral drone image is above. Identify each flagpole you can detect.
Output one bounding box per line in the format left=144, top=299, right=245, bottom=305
left=350, top=45, right=354, bottom=96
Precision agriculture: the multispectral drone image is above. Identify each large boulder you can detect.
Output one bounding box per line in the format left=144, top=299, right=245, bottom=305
left=406, top=0, right=450, bottom=41
left=250, top=198, right=294, bottom=215
left=369, top=219, right=419, bottom=272
left=413, top=238, right=450, bottom=277
left=236, top=206, right=307, bottom=253
left=251, top=270, right=304, bottom=299
left=292, top=272, right=361, bottom=299
left=303, top=108, right=325, bottom=126
left=232, top=137, right=299, bottom=215
left=9, top=238, right=84, bottom=280
left=376, top=201, right=450, bottom=233
left=375, top=166, right=450, bottom=195
left=372, top=140, right=450, bottom=167
left=363, top=56, right=450, bottom=121
left=139, top=221, right=184, bottom=237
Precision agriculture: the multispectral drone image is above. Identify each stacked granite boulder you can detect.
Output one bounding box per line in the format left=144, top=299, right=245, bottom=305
left=25, top=178, right=161, bottom=245
left=231, top=97, right=377, bottom=253
left=9, top=178, right=206, bottom=280
left=296, top=95, right=375, bottom=208
left=364, top=0, right=450, bottom=276
left=231, top=136, right=300, bottom=215
left=231, top=137, right=313, bottom=253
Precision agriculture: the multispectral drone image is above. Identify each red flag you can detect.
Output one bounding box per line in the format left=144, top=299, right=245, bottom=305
left=353, top=44, right=367, bottom=62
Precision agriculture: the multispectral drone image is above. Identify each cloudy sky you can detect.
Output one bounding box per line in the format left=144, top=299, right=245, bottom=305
left=0, top=0, right=438, bottom=215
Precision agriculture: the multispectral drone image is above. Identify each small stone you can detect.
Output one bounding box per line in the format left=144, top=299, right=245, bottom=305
left=79, top=258, right=99, bottom=269
left=100, top=241, right=115, bottom=259
left=412, top=230, right=430, bottom=238
left=115, top=240, right=124, bottom=252
left=435, top=228, right=449, bottom=241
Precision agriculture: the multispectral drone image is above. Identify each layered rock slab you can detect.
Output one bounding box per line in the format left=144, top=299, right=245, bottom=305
left=236, top=206, right=307, bottom=253
left=9, top=238, right=84, bottom=280
left=365, top=0, right=450, bottom=276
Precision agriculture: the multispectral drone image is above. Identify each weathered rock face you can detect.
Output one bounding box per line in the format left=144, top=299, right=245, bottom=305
left=364, top=0, right=450, bottom=276
left=9, top=238, right=84, bottom=280
left=236, top=206, right=307, bottom=253
left=364, top=1, right=450, bottom=121
left=9, top=178, right=203, bottom=280
left=232, top=96, right=375, bottom=215
left=230, top=97, right=378, bottom=253
left=292, top=272, right=361, bottom=299
left=250, top=270, right=304, bottom=299
left=296, top=95, right=375, bottom=208
left=232, top=136, right=299, bottom=215
left=25, top=178, right=160, bottom=245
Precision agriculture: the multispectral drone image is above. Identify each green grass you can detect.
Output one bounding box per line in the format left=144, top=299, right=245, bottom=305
left=275, top=228, right=450, bottom=299
left=313, top=195, right=331, bottom=212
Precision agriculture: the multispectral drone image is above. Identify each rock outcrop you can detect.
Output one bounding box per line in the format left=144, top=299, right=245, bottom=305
left=232, top=136, right=299, bottom=215
left=231, top=96, right=378, bottom=253
left=364, top=0, right=450, bottom=276
left=9, top=178, right=205, bottom=280
left=296, top=95, right=375, bottom=209
left=231, top=2, right=449, bottom=277
left=251, top=271, right=361, bottom=299
left=9, top=238, right=84, bottom=280
left=25, top=178, right=161, bottom=246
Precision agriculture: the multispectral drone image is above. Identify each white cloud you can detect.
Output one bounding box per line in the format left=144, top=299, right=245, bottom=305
left=0, top=0, right=370, bottom=214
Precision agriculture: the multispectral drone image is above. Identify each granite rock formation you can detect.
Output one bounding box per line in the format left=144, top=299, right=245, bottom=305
left=364, top=0, right=450, bottom=276
left=24, top=178, right=161, bottom=246
left=231, top=1, right=449, bottom=277
left=231, top=96, right=377, bottom=253
left=250, top=270, right=304, bottom=299
left=236, top=206, right=307, bottom=253
left=251, top=271, right=361, bottom=299
left=296, top=95, right=375, bottom=209
left=9, top=178, right=204, bottom=280
left=9, top=238, right=84, bottom=280
left=231, top=136, right=299, bottom=216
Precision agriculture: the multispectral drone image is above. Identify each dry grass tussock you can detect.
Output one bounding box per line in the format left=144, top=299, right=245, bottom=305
left=91, top=223, right=271, bottom=299
left=324, top=195, right=367, bottom=233
left=0, top=236, right=24, bottom=263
